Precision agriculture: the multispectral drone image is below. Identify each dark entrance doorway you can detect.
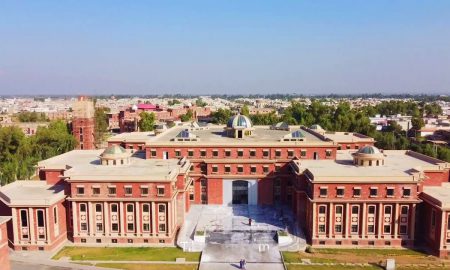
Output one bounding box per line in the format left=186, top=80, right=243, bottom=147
left=232, top=180, right=248, bottom=204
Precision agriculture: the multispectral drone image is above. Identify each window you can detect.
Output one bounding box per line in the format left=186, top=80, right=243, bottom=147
left=326, top=150, right=332, bottom=157
left=335, top=205, right=343, bottom=214
left=368, top=205, right=376, bottom=214
left=77, top=186, right=85, bottom=195
left=108, top=186, right=117, bottom=195
left=237, top=166, right=244, bottom=173
left=96, top=223, right=103, bottom=232
left=200, top=150, right=206, bottom=157
left=95, top=204, right=102, bottom=212
left=275, top=150, right=281, bottom=158
left=401, top=206, right=408, bottom=215
left=351, top=225, right=358, bottom=233
left=111, top=204, right=118, bottom=213
left=275, top=165, right=281, bottom=172
left=319, top=187, right=328, bottom=197
left=237, top=150, right=243, bottom=157
left=111, top=224, right=119, bottom=232
left=336, top=187, right=344, bottom=197
left=124, top=186, right=132, bottom=195
left=250, top=166, right=257, bottom=174
left=384, top=225, right=391, bottom=234
left=370, top=188, right=378, bottom=197
left=318, top=225, right=326, bottom=233
left=20, top=209, right=28, bottom=227
left=212, top=150, right=218, bottom=157
left=301, top=150, right=307, bottom=157
left=80, top=223, right=88, bottom=231
left=92, top=187, right=100, bottom=195
left=353, top=188, right=361, bottom=197
left=175, top=150, right=181, bottom=157
left=141, top=187, right=149, bottom=196
left=53, top=207, right=58, bottom=224
left=368, top=225, right=375, bottom=233
left=80, top=204, right=87, bottom=212
left=263, top=166, right=269, bottom=173
left=399, top=225, right=407, bottom=234
left=157, top=187, right=165, bottom=196
left=263, top=150, right=269, bottom=158
left=386, top=188, right=394, bottom=197
left=37, top=210, right=45, bottom=227
left=188, top=150, right=194, bottom=157
left=225, top=150, right=231, bottom=157
left=127, top=204, right=134, bottom=213
left=127, top=223, right=134, bottom=231
left=143, top=204, right=150, bottom=213
left=403, top=188, right=411, bottom=197
left=384, top=206, right=392, bottom=215
left=318, top=205, right=326, bottom=214
left=211, top=166, right=218, bottom=173
left=151, top=150, right=157, bottom=157
left=352, top=206, right=359, bottom=215
left=225, top=166, right=231, bottom=173
left=143, top=223, right=150, bottom=232
left=250, top=150, right=256, bottom=157
left=335, top=225, right=342, bottom=233
left=159, top=224, right=166, bottom=232
left=288, top=150, right=294, bottom=158
left=159, top=204, right=166, bottom=213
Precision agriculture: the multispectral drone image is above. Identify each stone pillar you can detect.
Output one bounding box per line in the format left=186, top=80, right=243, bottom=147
left=45, top=208, right=51, bottom=243
left=135, top=202, right=141, bottom=235
left=168, top=202, right=172, bottom=236
left=394, top=203, right=399, bottom=239
left=151, top=202, right=156, bottom=236
left=119, top=202, right=125, bottom=235
left=11, top=208, right=18, bottom=244
left=312, top=203, right=316, bottom=238
left=410, top=204, right=416, bottom=240
left=88, top=202, right=94, bottom=235
left=103, top=202, right=109, bottom=235
left=328, top=202, right=333, bottom=238
left=377, top=203, right=383, bottom=238
left=28, top=208, right=35, bottom=244
left=361, top=203, right=366, bottom=239
left=345, top=203, right=350, bottom=238
left=72, top=202, right=78, bottom=236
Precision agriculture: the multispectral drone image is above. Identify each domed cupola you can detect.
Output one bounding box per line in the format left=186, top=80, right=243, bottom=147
left=225, top=114, right=254, bottom=138
left=352, top=145, right=385, bottom=166
left=100, top=145, right=132, bottom=166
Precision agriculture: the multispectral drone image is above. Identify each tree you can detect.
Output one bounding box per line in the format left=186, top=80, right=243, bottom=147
left=180, top=109, right=194, bottom=122
left=94, top=107, right=109, bottom=147
left=411, top=117, right=425, bottom=130
left=138, top=112, right=156, bottom=131
left=168, top=99, right=181, bottom=106
left=240, top=105, right=250, bottom=116
left=211, top=108, right=232, bottom=124
left=195, top=98, right=207, bottom=107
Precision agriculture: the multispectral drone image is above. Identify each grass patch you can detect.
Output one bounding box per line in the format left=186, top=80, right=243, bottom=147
left=53, top=247, right=200, bottom=262
left=96, top=263, right=199, bottom=270
left=283, top=252, right=337, bottom=263
left=314, top=248, right=427, bottom=257
left=287, top=265, right=381, bottom=270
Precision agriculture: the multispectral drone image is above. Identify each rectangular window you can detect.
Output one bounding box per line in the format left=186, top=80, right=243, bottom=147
left=368, top=205, right=376, bottom=214
left=352, top=205, right=359, bottom=215
left=20, top=210, right=28, bottom=227
left=108, top=187, right=117, bottom=195
left=301, top=150, right=307, bottom=157
left=250, top=150, right=256, bottom=157
left=200, top=150, right=206, bottom=157
left=263, top=166, right=269, bottom=173
left=37, top=210, right=45, bottom=227
left=95, top=204, right=102, bottom=212
left=96, top=223, right=103, bottom=232
left=384, top=225, right=391, bottom=234
left=336, top=187, right=344, bottom=197
left=127, top=204, right=134, bottom=213
left=353, top=188, right=361, bottom=197
left=319, top=187, right=328, bottom=197
left=212, top=150, right=218, bottom=157
left=237, top=166, right=244, bottom=173
left=326, top=150, right=332, bottom=157
left=250, top=166, right=257, bottom=174
left=143, top=204, right=150, bottom=213
left=151, top=150, right=157, bottom=157
left=263, top=150, right=269, bottom=158
left=370, top=188, right=378, bottom=197
left=54, top=207, right=58, bottom=224
left=77, top=187, right=85, bottom=195
left=318, top=205, right=326, bottom=214
left=275, top=150, right=281, bottom=158
left=92, top=187, right=100, bottom=195
left=384, top=206, right=392, bottom=215
left=318, top=225, right=326, bottom=233
left=159, top=224, right=166, bottom=232
left=212, top=166, right=218, bottom=173
left=175, top=150, right=181, bottom=157
left=111, top=223, right=119, bottom=232
left=401, top=206, right=408, bottom=215
left=351, top=225, right=358, bottom=233
left=237, top=150, right=243, bottom=157
left=159, top=204, right=166, bottom=213
left=225, top=150, right=231, bottom=157
left=157, top=187, right=165, bottom=196
left=275, top=165, right=281, bottom=172
left=368, top=225, right=375, bottom=233
left=403, top=188, right=411, bottom=197
left=141, top=187, right=149, bottom=196
left=335, top=205, right=343, bottom=214
left=288, top=150, right=294, bottom=158
left=143, top=223, right=150, bottom=232
left=225, top=166, right=231, bottom=173
left=127, top=223, right=134, bottom=231
left=110, top=204, right=118, bottom=213
left=188, top=150, right=194, bottom=157
left=80, top=223, right=88, bottom=231
left=335, top=225, right=342, bottom=233
left=386, top=188, right=394, bottom=197
left=399, top=225, right=407, bottom=234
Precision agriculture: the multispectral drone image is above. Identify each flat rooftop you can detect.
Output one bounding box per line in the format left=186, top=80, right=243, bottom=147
left=107, top=131, right=155, bottom=143
left=423, top=184, right=450, bottom=210
left=39, top=150, right=187, bottom=182
left=0, top=181, right=65, bottom=206
left=147, top=125, right=334, bottom=146
left=294, top=150, right=449, bottom=182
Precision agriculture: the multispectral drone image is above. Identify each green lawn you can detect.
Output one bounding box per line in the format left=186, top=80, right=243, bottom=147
left=313, top=248, right=428, bottom=257
left=283, top=252, right=337, bottom=263
left=53, top=247, right=201, bottom=262
left=96, top=263, right=199, bottom=270
left=287, top=265, right=381, bottom=270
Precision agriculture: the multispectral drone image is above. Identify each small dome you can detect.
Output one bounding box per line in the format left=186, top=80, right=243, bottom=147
left=310, top=124, right=324, bottom=131
left=357, top=145, right=381, bottom=155
left=102, top=145, right=127, bottom=156
left=227, top=114, right=252, bottom=129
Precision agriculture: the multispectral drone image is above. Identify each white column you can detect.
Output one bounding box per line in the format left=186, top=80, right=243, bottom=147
left=410, top=204, right=416, bottom=240
left=378, top=203, right=383, bottom=238
left=345, top=203, right=349, bottom=238
left=88, top=202, right=94, bottom=235
left=440, top=211, right=446, bottom=250
left=11, top=208, right=19, bottom=244
left=361, top=203, right=366, bottom=239
left=394, top=203, right=399, bottom=238
left=103, top=202, right=109, bottom=235
left=119, top=202, right=125, bottom=235
left=28, top=208, right=35, bottom=244
left=312, top=203, right=316, bottom=238
left=168, top=202, right=172, bottom=236
left=328, top=203, right=333, bottom=238
left=151, top=202, right=156, bottom=235
left=135, top=202, right=141, bottom=235
left=45, top=208, right=51, bottom=243
left=72, top=202, right=78, bottom=236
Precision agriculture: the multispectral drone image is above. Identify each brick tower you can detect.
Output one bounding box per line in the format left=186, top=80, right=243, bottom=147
left=72, top=96, right=95, bottom=150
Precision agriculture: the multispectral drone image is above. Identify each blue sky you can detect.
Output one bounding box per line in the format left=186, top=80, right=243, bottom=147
left=0, top=0, right=449, bottom=95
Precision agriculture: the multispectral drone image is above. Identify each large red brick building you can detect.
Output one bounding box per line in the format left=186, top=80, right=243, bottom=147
left=1, top=115, right=450, bottom=258
left=71, top=96, right=95, bottom=150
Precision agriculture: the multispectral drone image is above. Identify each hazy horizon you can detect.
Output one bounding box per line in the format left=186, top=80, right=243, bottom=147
left=1, top=1, right=449, bottom=96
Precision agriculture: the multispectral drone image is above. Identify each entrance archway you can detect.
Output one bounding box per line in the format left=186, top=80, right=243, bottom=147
left=232, top=180, right=248, bottom=204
